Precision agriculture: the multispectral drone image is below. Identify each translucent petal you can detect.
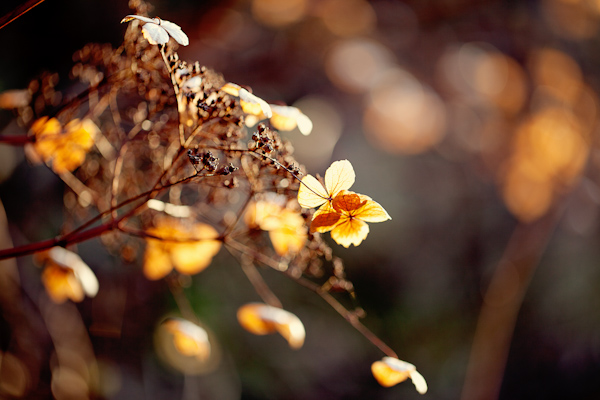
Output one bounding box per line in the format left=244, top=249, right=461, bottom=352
left=221, top=82, right=241, bottom=96
left=237, top=303, right=305, bottom=349
left=296, top=112, right=313, bottom=135
left=142, top=23, right=169, bottom=45
left=330, top=217, right=369, bottom=247
left=159, top=19, right=189, bottom=46
left=331, top=191, right=367, bottom=213
left=371, top=360, right=410, bottom=387
left=310, top=211, right=341, bottom=233
left=324, top=160, right=355, bottom=198
left=239, top=89, right=272, bottom=118
left=297, top=174, right=329, bottom=208
left=163, top=318, right=210, bottom=361
left=355, top=198, right=391, bottom=222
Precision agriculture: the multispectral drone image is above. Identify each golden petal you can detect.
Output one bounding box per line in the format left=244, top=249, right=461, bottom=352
left=330, top=217, right=369, bottom=247
left=297, top=174, right=329, bottom=209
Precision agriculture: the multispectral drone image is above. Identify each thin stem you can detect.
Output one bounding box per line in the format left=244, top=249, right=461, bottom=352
left=293, top=275, right=398, bottom=359
left=0, top=0, right=46, bottom=30
left=0, top=135, right=31, bottom=146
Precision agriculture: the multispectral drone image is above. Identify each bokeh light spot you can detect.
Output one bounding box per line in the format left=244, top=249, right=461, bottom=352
left=363, top=68, right=446, bottom=154
left=251, top=0, right=308, bottom=28
left=325, top=38, right=394, bottom=93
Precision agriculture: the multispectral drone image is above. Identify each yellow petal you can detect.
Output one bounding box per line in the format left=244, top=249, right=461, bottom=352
left=163, top=318, right=211, bottom=361
left=237, top=303, right=305, bottom=349
left=297, top=174, right=329, bottom=209
left=355, top=198, right=391, bottom=223
left=143, top=220, right=221, bottom=279
left=41, top=263, right=84, bottom=303
left=324, top=160, right=355, bottom=198
left=371, top=357, right=427, bottom=394
left=330, top=217, right=369, bottom=247
left=239, top=89, right=272, bottom=118
left=221, top=82, right=241, bottom=97
left=143, top=243, right=174, bottom=280
left=371, top=360, right=410, bottom=387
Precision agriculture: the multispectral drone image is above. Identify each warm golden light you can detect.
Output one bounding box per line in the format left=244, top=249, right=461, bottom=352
left=363, top=68, right=446, bottom=154
left=251, top=0, right=308, bottom=28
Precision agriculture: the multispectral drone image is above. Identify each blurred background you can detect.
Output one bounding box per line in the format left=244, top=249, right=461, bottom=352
left=2, top=0, right=600, bottom=399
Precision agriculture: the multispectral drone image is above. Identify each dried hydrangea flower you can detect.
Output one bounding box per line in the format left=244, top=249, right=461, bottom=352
left=121, top=15, right=189, bottom=46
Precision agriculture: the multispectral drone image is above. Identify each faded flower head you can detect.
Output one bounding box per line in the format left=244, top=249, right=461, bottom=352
left=143, top=219, right=221, bottom=280
left=31, top=117, right=97, bottom=174
left=39, top=247, right=99, bottom=303
left=121, top=15, right=189, bottom=46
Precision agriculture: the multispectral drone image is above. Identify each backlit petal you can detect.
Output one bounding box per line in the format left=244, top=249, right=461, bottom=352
left=163, top=318, right=210, bottom=361
left=297, top=174, right=329, bottom=208
left=355, top=198, right=391, bottom=222
left=330, top=217, right=369, bottom=247
left=324, top=160, right=355, bottom=198
left=372, top=357, right=427, bottom=394
left=331, top=191, right=367, bottom=213
left=237, top=303, right=305, bottom=349
left=142, top=23, right=169, bottom=45
left=159, top=20, right=189, bottom=46
left=310, top=211, right=341, bottom=233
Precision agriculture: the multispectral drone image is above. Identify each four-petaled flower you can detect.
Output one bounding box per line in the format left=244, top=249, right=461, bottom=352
left=297, top=160, right=390, bottom=247
left=121, top=15, right=189, bottom=46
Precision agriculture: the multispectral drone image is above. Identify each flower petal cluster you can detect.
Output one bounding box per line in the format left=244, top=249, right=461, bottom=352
left=121, top=15, right=189, bottom=46
left=297, top=160, right=390, bottom=247
left=31, top=117, right=97, bottom=174
left=143, top=219, right=221, bottom=280
left=245, top=104, right=313, bottom=135
left=221, top=82, right=272, bottom=118
left=237, top=303, right=305, bottom=349
left=40, top=247, right=99, bottom=303
left=371, top=357, right=428, bottom=394
left=246, top=196, right=307, bottom=257
left=162, top=318, right=211, bottom=361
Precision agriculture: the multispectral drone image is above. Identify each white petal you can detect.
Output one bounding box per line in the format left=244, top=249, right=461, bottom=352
left=296, top=112, right=313, bottom=135
left=159, top=19, right=189, bottom=46
left=142, top=23, right=169, bottom=45
left=239, top=89, right=272, bottom=118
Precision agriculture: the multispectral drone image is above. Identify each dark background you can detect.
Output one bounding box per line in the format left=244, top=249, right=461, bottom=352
left=2, top=0, right=600, bottom=399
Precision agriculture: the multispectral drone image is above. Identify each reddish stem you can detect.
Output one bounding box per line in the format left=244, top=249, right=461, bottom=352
left=0, top=135, right=31, bottom=146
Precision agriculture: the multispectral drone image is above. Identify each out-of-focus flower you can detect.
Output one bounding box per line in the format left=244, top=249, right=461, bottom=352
left=31, top=117, right=97, bottom=174
left=237, top=303, right=305, bottom=349
left=121, top=15, right=189, bottom=46
left=143, top=219, right=221, bottom=280
left=162, top=318, right=211, bottom=361
left=371, top=356, right=427, bottom=394
left=245, top=104, right=313, bottom=135
left=40, top=247, right=99, bottom=303
left=221, top=82, right=273, bottom=118
left=310, top=190, right=390, bottom=247
left=246, top=196, right=307, bottom=256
